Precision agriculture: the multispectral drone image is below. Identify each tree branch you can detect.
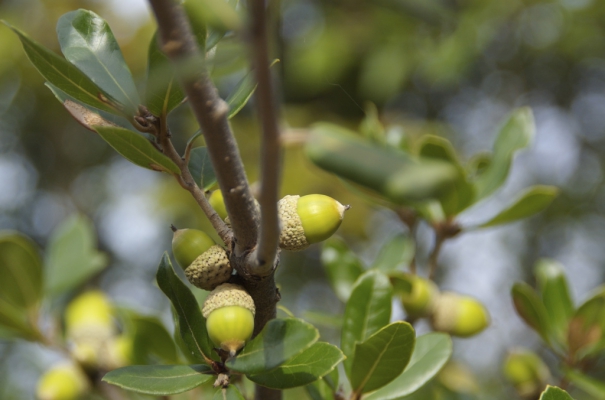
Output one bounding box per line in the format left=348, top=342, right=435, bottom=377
left=148, top=0, right=259, bottom=256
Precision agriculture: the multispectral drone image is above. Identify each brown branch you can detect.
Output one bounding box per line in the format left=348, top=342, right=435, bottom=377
left=148, top=0, right=258, bottom=256
left=246, top=0, right=282, bottom=276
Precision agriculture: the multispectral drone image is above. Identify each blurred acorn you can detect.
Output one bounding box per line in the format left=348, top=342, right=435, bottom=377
left=430, top=292, right=489, bottom=337
left=36, top=363, right=88, bottom=400
left=503, top=349, right=550, bottom=398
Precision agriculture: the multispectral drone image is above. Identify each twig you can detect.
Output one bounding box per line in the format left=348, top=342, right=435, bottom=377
left=427, top=221, right=461, bottom=280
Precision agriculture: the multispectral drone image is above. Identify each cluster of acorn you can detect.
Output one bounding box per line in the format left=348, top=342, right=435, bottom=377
left=400, top=275, right=490, bottom=337
left=173, top=192, right=348, bottom=357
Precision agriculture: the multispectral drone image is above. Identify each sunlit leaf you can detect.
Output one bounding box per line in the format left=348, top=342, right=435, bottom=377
left=539, top=385, right=575, bottom=400
left=321, top=237, right=364, bottom=302
left=479, top=186, right=558, bottom=228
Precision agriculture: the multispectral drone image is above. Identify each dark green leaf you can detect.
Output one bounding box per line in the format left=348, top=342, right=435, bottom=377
left=306, top=124, right=459, bottom=204
left=188, top=147, right=217, bottom=190
left=371, top=234, right=415, bottom=273
left=341, top=270, right=392, bottom=375
left=226, top=318, right=319, bottom=374
left=57, top=10, right=140, bottom=114
left=321, top=237, right=364, bottom=302
left=479, top=185, right=558, bottom=228
left=364, top=333, right=452, bottom=400
left=567, top=288, right=605, bottom=359
left=146, top=32, right=185, bottom=117
left=511, top=283, right=551, bottom=344
left=94, top=126, right=180, bottom=174
left=0, top=232, right=42, bottom=310
left=129, top=314, right=179, bottom=364
left=102, top=364, right=212, bottom=395
left=306, top=378, right=333, bottom=400
left=0, top=299, right=41, bottom=340
left=212, top=385, right=245, bottom=400
left=45, top=214, right=107, bottom=296
left=350, top=322, right=415, bottom=394
left=388, top=272, right=414, bottom=297
left=535, top=259, right=574, bottom=348
left=248, top=342, right=344, bottom=389
left=156, top=253, right=214, bottom=362
left=539, top=386, right=575, bottom=400
left=4, top=22, right=119, bottom=114
left=474, top=107, right=535, bottom=199
left=564, top=369, right=605, bottom=398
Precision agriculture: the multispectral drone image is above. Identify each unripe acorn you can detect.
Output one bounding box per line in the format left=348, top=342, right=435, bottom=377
left=171, top=226, right=215, bottom=270
left=430, top=292, right=489, bottom=338
left=185, top=245, right=233, bottom=291
left=278, top=194, right=349, bottom=251
left=401, top=276, right=439, bottom=318
left=503, top=349, right=550, bottom=398
left=202, top=283, right=255, bottom=357
left=36, top=363, right=89, bottom=400
left=209, top=190, right=228, bottom=220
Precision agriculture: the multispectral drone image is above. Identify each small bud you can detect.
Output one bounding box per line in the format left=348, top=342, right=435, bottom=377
left=209, top=190, right=228, bottom=220
left=401, top=276, right=439, bottom=318
left=503, top=349, right=550, bottom=398
left=430, top=292, right=489, bottom=337
left=36, top=363, right=88, bottom=400
left=185, top=245, right=233, bottom=291
left=171, top=227, right=215, bottom=269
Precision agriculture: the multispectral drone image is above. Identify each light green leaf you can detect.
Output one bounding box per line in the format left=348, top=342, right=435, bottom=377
left=474, top=107, right=535, bottom=199
left=350, top=322, right=415, bottom=394
left=539, top=385, right=575, bottom=400
left=321, top=237, right=364, bottom=302
left=341, top=270, right=392, bottom=376
left=94, top=126, right=181, bottom=174
left=371, top=234, right=415, bottom=273
left=125, top=312, right=179, bottom=364
left=156, top=253, right=215, bottom=363
left=212, top=385, right=245, bottom=400
left=479, top=185, right=558, bottom=228
left=364, top=333, right=453, bottom=400
left=226, top=318, right=319, bottom=374
left=248, top=342, right=344, bottom=389
left=4, top=22, right=119, bottom=114
left=565, top=369, right=605, bottom=398
left=225, top=60, right=278, bottom=119
left=306, top=377, right=333, bottom=400
left=102, top=364, right=212, bottom=395
left=57, top=10, right=140, bottom=114
left=146, top=32, right=185, bottom=117
left=45, top=214, right=107, bottom=296
left=0, top=232, right=42, bottom=310
left=188, top=147, right=217, bottom=190
left=511, top=283, right=551, bottom=345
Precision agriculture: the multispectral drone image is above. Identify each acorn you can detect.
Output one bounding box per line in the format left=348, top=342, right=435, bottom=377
left=185, top=245, right=233, bottom=291
left=209, top=190, right=229, bottom=220
left=171, top=226, right=215, bottom=270
left=202, top=283, right=255, bottom=357
left=430, top=292, right=489, bottom=338
left=278, top=194, right=348, bottom=251
left=36, top=363, right=89, bottom=400
left=503, top=349, right=550, bottom=398
left=401, top=276, right=439, bottom=318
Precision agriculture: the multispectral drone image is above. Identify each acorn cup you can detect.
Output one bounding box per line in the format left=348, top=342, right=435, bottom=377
left=202, top=283, right=255, bottom=358
left=278, top=194, right=349, bottom=251
left=185, top=245, right=233, bottom=291
left=171, top=226, right=215, bottom=270
left=36, top=363, right=89, bottom=400
left=430, top=292, right=490, bottom=338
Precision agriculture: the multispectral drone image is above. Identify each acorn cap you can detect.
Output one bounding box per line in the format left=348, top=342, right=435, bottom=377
left=278, top=195, right=309, bottom=251
left=202, top=283, right=255, bottom=318
left=185, top=245, right=233, bottom=291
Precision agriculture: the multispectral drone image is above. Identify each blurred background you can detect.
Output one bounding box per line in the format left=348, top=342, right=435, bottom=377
left=1, top=0, right=605, bottom=398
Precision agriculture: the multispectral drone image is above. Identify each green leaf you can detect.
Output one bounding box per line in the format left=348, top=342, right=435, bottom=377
left=479, top=185, right=558, bottom=228
left=321, top=237, right=364, bottom=302
left=564, top=369, right=605, bottom=398
left=45, top=214, right=107, bottom=296
left=341, top=270, right=392, bottom=375
left=306, top=377, right=334, bottom=400
left=567, top=287, right=605, bottom=359
left=156, top=253, right=214, bottom=362
left=0, top=232, right=42, bottom=310
left=226, top=318, right=319, bottom=374
left=474, top=107, right=535, bottom=200
left=248, top=342, right=344, bottom=389
left=306, top=124, right=459, bottom=205
left=129, top=314, right=179, bottom=364
left=212, top=385, right=245, bottom=400
left=0, top=299, right=41, bottom=340
left=350, top=322, right=415, bottom=394
left=539, top=385, right=575, bottom=400
left=146, top=32, right=185, bottom=117
left=4, top=22, right=119, bottom=114
left=57, top=10, right=140, bottom=114
left=371, top=234, right=415, bottom=273
left=94, top=126, right=181, bottom=174
left=364, top=333, right=453, bottom=400
left=102, top=364, right=212, bottom=395
left=535, top=259, right=574, bottom=348
left=225, top=60, right=278, bottom=119
left=188, top=147, right=217, bottom=190
left=511, top=282, right=551, bottom=344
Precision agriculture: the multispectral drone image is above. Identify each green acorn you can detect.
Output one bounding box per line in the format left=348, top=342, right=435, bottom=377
left=209, top=190, right=228, bottom=220
left=401, top=276, right=439, bottom=318
left=185, top=245, right=233, bottom=291
left=278, top=194, right=348, bottom=251
left=36, top=363, right=89, bottom=400
left=430, top=292, right=489, bottom=338
left=171, top=226, right=215, bottom=270
left=202, top=283, right=255, bottom=357
left=503, top=349, right=550, bottom=398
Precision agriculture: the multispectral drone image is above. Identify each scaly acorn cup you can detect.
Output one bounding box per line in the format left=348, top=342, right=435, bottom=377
left=171, top=226, right=215, bottom=270
left=36, top=363, right=89, bottom=400
left=401, top=276, right=440, bottom=318
left=202, top=283, right=255, bottom=357
left=278, top=194, right=349, bottom=251
left=185, top=245, right=233, bottom=291
left=208, top=190, right=228, bottom=220
left=503, top=349, right=551, bottom=398
left=430, top=292, right=490, bottom=338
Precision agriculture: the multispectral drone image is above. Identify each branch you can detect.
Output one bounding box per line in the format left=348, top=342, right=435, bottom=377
left=148, top=0, right=259, bottom=256
left=246, top=0, right=282, bottom=275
